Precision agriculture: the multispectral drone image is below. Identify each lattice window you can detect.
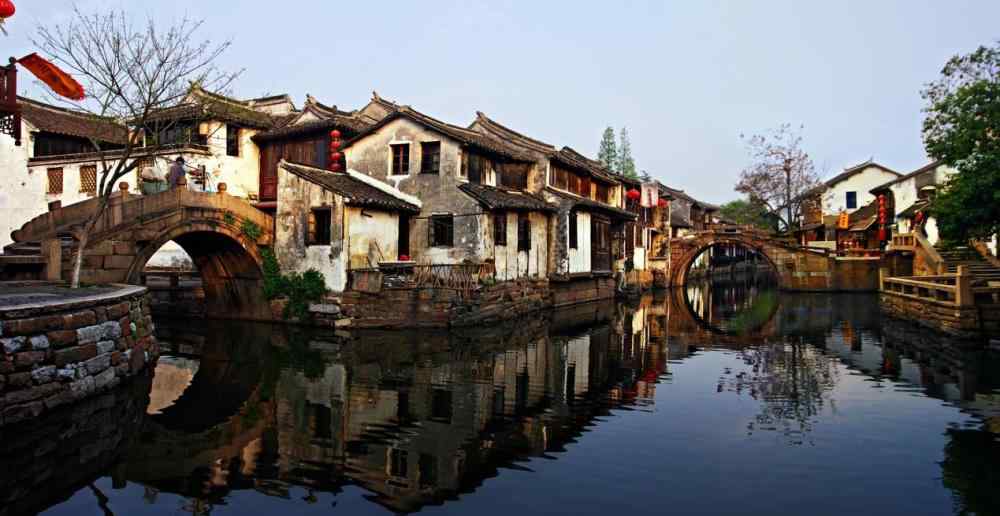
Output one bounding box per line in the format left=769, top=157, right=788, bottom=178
left=47, top=168, right=63, bottom=194
left=80, top=165, right=97, bottom=194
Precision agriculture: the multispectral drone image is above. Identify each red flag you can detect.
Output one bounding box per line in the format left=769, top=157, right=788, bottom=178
left=17, top=53, right=85, bottom=100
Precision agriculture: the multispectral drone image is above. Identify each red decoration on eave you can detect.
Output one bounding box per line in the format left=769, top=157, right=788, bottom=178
left=0, top=0, right=14, bottom=19
left=626, top=188, right=641, bottom=201
left=17, top=53, right=85, bottom=100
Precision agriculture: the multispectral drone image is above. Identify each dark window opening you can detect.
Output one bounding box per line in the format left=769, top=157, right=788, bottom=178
left=518, top=213, right=531, bottom=252
left=494, top=211, right=507, bottom=246
left=515, top=371, right=529, bottom=414
left=390, top=448, right=408, bottom=478
left=595, top=182, right=610, bottom=204
left=397, top=390, right=410, bottom=422
left=420, top=141, right=440, bottom=174
left=431, top=388, right=453, bottom=423
left=419, top=454, right=437, bottom=488
left=429, top=214, right=454, bottom=247
left=846, top=191, right=857, bottom=210
left=466, top=152, right=487, bottom=184
left=568, top=212, right=578, bottom=249
left=226, top=124, right=240, bottom=157
left=391, top=143, right=410, bottom=175
left=148, top=121, right=205, bottom=147
left=308, top=208, right=332, bottom=245
left=309, top=403, right=332, bottom=439
left=398, top=215, right=410, bottom=257
left=498, top=163, right=528, bottom=190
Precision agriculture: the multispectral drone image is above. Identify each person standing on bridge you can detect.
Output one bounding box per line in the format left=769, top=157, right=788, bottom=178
left=166, top=157, right=187, bottom=189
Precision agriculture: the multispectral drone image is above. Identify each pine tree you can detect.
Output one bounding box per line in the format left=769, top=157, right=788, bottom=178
left=598, top=126, right=618, bottom=172
left=618, top=127, right=637, bottom=179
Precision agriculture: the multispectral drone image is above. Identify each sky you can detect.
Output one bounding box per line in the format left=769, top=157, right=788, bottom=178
left=4, top=1, right=997, bottom=203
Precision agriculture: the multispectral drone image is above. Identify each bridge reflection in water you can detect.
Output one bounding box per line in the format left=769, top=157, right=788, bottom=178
left=5, top=291, right=1000, bottom=516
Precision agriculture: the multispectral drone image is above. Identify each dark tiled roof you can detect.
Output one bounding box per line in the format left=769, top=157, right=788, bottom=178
left=870, top=160, right=943, bottom=193
left=822, top=159, right=901, bottom=189
left=458, top=183, right=556, bottom=212
left=897, top=199, right=931, bottom=218
left=18, top=97, right=128, bottom=144
left=550, top=147, right=618, bottom=183
left=345, top=107, right=534, bottom=162
left=253, top=116, right=371, bottom=142
left=145, top=100, right=276, bottom=128
left=279, top=161, right=420, bottom=213
left=470, top=112, right=556, bottom=154
left=548, top=189, right=636, bottom=221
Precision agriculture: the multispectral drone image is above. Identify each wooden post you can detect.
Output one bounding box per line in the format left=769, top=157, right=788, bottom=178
left=41, top=238, right=62, bottom=282
left=878, top=266, right=888, bottom=292
left=956, top=265, right=972, bottom=307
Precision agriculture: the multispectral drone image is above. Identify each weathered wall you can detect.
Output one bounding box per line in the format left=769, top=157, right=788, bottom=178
left=347, top=206, right=399, bottom=268
left=551, top=276, right=616, bottom=307
left=484, top=211, right=550, bottom=281
left=339, top=279, right=551, bottom=328
left=0, top=123, right=38, bottom=250
left=275, top=168, right=349, bottom=291
left=0, top=285, right=158, bottom=426
left=346, top=118, right=484, bottom=265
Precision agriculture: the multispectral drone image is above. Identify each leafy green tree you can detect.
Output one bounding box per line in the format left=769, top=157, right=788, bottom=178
left=719, top=198, right=777, bottom=231
left=598, top=126, right=618, bottom=171
left=922, top=43, right=1000, bottom=242
left=618, top=127, right=637, bottom=179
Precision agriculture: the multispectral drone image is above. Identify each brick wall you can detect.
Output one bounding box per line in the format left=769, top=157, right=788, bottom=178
left=0, top=286, right=159, bottom=426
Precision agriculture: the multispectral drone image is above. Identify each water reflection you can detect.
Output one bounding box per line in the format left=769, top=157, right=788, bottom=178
left=3, top=287, right=998, bottom=516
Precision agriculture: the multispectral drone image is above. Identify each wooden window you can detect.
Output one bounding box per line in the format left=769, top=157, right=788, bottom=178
left=595, top=182, right=609, bottom=204
left=517, top=213, right=531, bottom=252
left=568, top=173, right=579, bottom=195
left=418, top=453, right=437, bottom=488
left=429, top=214, right=454, bottom=247
left=79, top=165, right=97, bottom=194
left=391, top=143, right=410, bottom=175
left=420, top=141, right=440, bottom=174
left=431, top=388, right=453, bottom=423
left=47, top=168, right=63, bottom=194
left=398, top=215, right=410, bottom=257
left=552, top=165, right=569, bottom=190
left=635, top=224, right=644, bottom=247
left=308, top=208, right=332, bottom=245
left=467, top=153, right=486, bottom=184
left=568, top=211, right=578, bottom=249
left=493, top=211, right=507, bottom=246
left=499, top=163, right=528, bottom=190
left=389, top=448, right=408, bottom=478
left=226, top=124, right=240, bottom=157
left=578, top=176, right=591, bottom=198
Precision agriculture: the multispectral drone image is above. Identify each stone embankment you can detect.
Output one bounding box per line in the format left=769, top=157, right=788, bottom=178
left=0, top=282, right=159, bottom=426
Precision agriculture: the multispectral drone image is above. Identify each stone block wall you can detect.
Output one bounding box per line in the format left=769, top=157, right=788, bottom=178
left=339, top=279, right=552, bottom=329
left=0, top=285, right=159, bottom=426
left=551, top=276, right=616, bottom=307
left=879, top=292, right=981, bottom=339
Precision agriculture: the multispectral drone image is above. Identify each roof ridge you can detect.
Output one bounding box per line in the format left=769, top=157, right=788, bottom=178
left=472, top=111, right=555, bottom=150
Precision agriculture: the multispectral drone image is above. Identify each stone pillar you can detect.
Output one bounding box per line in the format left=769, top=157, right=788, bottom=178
left=956, top=265, right=972, bottom=307
left=41, top=238, right=62, bottom=281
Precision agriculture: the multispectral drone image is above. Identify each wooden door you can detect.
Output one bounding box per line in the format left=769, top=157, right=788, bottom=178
left=591, top=215, right=611, bottom=272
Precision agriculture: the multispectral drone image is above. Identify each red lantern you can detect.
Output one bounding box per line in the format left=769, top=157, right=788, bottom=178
left=0, top=1, right=15, bottom=19
left=626, top=188, right=641, bottom=201
left=399, top=254, right=411, bottom=262
left=329, top=139, right=341, bottom=151
left=329, top=129, right=341, bottom=139
left=657, top=198, right=668, bottom=208
left=329, top=151, right=342, bottom=162
left=329, top=162, right=342, bottom=172
left=878, top=228, right=887, bottom=242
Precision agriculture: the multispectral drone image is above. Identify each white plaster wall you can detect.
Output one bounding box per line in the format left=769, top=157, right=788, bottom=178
left=821, top=166, right=900, bottom=215
left=346, top=206, right=399, bottom=268
left=487, top=211, right=549, bottom=281
left=568, top=211, right=592, bottom=274
left=0, top=123, right=35, bottom=249
left=175, top=122, right=261, bottom=198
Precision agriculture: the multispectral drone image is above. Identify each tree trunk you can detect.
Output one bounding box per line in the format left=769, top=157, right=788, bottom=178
left=69, top=202, right=106, bottom=288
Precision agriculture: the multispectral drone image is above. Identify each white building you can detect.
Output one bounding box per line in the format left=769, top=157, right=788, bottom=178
left=871, top=161, right=958, bottom=247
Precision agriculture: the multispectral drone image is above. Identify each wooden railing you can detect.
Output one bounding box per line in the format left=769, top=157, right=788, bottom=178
left=881, top=265, right=976, bottom=307
left=889, top=231, right=945, bottom=274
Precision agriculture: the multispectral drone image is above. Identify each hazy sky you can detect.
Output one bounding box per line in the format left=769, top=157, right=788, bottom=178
left=5, top=1, right=997, bottom=203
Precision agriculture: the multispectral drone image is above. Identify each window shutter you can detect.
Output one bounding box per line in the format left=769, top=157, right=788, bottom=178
left=307, top=210, right=317, bottom=245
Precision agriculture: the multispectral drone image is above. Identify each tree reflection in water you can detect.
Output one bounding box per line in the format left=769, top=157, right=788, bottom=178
left=719, top=340, right=839, bottom=445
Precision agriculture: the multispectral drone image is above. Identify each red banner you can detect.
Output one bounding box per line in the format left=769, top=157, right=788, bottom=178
left=17, top=53, right=85, bottom=101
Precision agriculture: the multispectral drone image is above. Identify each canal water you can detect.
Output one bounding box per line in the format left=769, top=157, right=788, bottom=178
left=3, top=278, right=1000, bottom=516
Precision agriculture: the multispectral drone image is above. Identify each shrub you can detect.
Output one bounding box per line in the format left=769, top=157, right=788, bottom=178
left=260, top=247, right=328, bottom=320
left=240, top=219, right=262, bottom=241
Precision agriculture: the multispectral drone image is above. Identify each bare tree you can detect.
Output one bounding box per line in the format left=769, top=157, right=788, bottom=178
left=735, top=124, right=821, bottom=232
left=32, top=7, right=240, bottom=287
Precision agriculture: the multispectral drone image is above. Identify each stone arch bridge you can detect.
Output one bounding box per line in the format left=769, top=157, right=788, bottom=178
left=8, top=188, right=274, bottom=319
left=667, top=226, right=879, bottom=291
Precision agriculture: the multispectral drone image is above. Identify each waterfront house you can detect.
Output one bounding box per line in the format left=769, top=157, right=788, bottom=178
left=341, top=103, right=554, bottom=281
left=273, top=160, right=422, bottom=292
left=0, top=97, right=128, bottom=249
left=870, top=160, right=957, bottom=247
left=796, top=159, right=902, bottom=249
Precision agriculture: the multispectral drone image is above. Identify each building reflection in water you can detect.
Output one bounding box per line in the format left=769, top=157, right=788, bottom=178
left=3, top=285, right=1000, bottom=516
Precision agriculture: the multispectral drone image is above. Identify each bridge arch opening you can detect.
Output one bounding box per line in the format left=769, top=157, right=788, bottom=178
left=681, top=240, right=780, bottom=334
left=126, top=224, right=271, bottom=321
